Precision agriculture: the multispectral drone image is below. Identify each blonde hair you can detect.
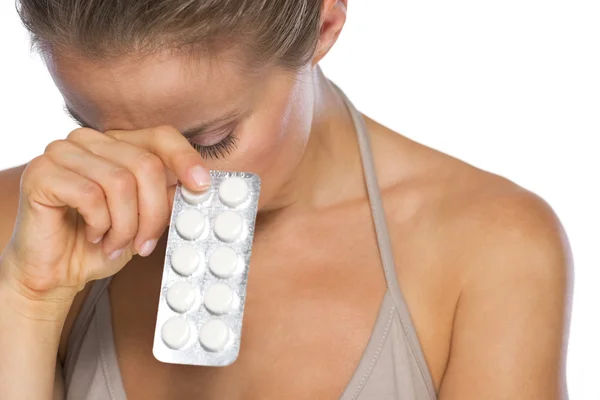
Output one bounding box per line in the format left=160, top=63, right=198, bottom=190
left=17, top=0, right=322, bottom=68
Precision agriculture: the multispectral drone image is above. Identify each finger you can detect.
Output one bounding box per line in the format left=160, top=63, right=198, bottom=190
left=21, top=156, right=111, bottom=244
left=45, top=139, right=139, bottom=258
left=67, top=131, right=170, bottom=256
left=167, top=184, right=178, bottom=214
left=106, top=126, right=211, bottom=191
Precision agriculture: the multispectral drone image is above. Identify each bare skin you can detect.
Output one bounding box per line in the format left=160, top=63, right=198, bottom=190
left=0, top=1, right=571, bottom=399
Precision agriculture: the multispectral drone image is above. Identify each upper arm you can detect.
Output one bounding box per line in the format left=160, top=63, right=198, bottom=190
left=0, top=166, right=24, bottom=252
left=438, top=192, right=573, bottom=400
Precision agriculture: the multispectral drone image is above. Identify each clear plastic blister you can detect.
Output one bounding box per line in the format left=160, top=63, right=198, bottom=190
left=152, top=171, right=261, bottom=366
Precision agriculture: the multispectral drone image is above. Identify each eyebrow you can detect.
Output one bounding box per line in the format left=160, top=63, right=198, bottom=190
left=64, top=106, right=241, bottom=137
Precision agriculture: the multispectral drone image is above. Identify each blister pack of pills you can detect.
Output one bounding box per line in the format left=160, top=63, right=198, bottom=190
left=152, top=171, right=261, bottom=366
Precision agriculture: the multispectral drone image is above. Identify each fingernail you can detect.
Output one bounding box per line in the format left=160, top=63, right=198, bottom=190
left=139, top=239, right=158, bottom=257
left=190, top=166, right=211, bottom=190
left=108, top=247, right=125, bottom=261
left=92, top=235, right=103, bottom=244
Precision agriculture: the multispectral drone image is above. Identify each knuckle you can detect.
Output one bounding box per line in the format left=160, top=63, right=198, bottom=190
left=44, top=139, right=67, bottom=155
left=21, top=156, right=50, bottom=184
left=153, top=125, right=180, bottom=138
left=109, top=168, right=136, bottom=194
left=67, top=127, right=96, bottom=142
left=136, top=153, right=163, bottom=175
left=78, top=186, right=110, bottom=231
left=79, top=180, right=104, bottom=205
left=24, top=155, right=47, bottom=174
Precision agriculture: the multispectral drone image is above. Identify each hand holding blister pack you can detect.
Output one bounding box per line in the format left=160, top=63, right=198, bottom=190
left=153, top=171, right=261, bottom=366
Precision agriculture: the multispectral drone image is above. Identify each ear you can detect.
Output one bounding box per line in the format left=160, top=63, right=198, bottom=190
left=312, top=0, right=348, bottom=65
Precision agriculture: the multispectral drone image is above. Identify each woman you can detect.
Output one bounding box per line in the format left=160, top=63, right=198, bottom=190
left=0, top=1, right=572, bottom=399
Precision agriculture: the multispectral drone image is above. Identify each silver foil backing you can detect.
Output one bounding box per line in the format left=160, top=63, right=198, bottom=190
left=152, top=170, right=261, bottom=366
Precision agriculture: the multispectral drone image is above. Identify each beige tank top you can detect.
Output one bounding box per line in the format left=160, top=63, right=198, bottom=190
left=62, top=88, right=438, bottom=400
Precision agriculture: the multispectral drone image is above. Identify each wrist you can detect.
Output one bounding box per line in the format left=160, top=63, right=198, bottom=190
left=0, top=259, right=75, bottom=325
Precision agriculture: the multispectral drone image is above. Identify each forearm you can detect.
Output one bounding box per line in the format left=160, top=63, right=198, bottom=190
left=0, top=265, right=72, bottom=400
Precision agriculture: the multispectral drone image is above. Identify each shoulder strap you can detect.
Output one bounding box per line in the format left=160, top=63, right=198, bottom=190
left=334, top=83, right=437, bottom=398
left=333, top=85, right=401, bottom=298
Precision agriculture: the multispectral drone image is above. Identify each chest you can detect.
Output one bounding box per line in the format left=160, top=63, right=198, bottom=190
left=110, top=212, right=390, bottom=399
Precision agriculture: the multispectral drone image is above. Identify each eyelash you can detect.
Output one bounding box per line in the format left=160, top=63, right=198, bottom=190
left=189, top=133, right=239, bottom=160
left=65, top=106, right=239, bottom=161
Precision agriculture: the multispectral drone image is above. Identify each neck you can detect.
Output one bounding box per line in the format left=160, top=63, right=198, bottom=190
left=261, top=68, right=366, bottom=215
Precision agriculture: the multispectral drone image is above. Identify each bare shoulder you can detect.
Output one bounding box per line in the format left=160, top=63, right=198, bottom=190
left=451, top=177, right=571, bottom=282
left=370, top=120, right=572, bottom=397
left=369, top=118, right=571, bottom=280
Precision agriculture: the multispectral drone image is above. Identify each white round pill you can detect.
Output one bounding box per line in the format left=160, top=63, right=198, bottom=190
left=166, top=281, right=196, bottom=313
left=218, top=177, right=249, bottom=207
left=213, top=211, right=243, bottom=242
left=199, top=319, right=231, bottom=352
left=170, top=244, right=204, bottom=277
left=209, top=247, right=239, bottom=278
left=175, top=209, right=205, bottom=240
left=161, top=316, right=191, bottom=350
left=181, top=186, right=211, bottom=205
left=204, top=282, right=236, bottom=315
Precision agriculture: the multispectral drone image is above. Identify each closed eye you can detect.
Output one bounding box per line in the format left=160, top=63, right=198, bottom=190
left=188, top=133, right=239, bottom=159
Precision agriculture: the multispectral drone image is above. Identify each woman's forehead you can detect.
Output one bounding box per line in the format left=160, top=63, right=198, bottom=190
left=48, top=49, right=264, bottom=132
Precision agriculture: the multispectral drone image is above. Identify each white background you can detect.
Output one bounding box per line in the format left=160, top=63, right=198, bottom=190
left=1, top=1, right=598, bottom=398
